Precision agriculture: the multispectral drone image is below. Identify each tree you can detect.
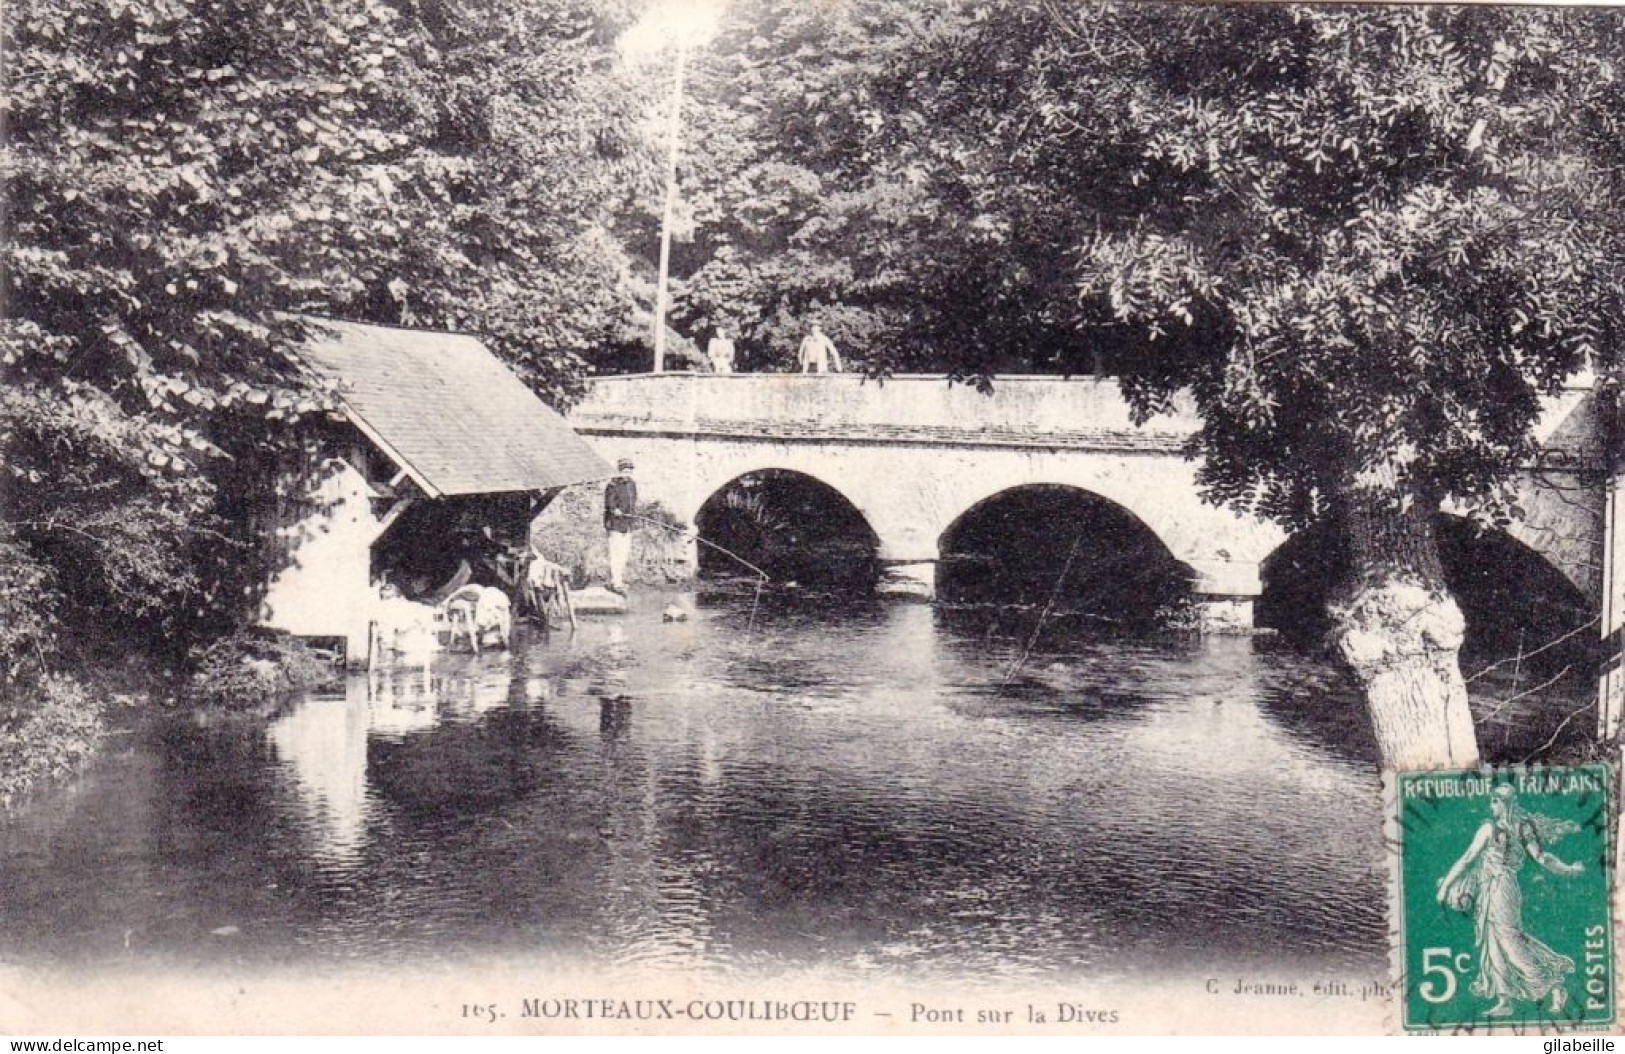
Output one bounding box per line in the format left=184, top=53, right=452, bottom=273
left=874, top=2, right=1625, bottom=767
left=668, top=1, right=960, bottom=372
left=1, top=0, right=650, bottom=666
left=669, top=0, right=1155, bottom=377
left=668, top=1, right=1625, bottom=767
left=4, top=0, right=413, bottom=657
left=337, top=0, right=655, bottom=401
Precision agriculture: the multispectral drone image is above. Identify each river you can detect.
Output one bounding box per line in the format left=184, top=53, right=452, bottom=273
left=0, top=588, right=1575, bottom=987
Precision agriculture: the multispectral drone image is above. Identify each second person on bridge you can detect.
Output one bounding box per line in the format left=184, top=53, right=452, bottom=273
left=797, top=323, right=843, bottom=374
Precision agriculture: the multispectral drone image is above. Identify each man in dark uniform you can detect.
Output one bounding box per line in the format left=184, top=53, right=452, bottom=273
left=604, top=458, right=637, bottom=594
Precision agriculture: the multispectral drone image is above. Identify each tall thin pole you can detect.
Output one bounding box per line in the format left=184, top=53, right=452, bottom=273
left=652, top=43, right=687, bottom=374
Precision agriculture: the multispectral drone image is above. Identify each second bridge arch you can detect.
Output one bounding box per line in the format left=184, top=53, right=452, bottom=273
left=936, top=484, right=1197, bottom=633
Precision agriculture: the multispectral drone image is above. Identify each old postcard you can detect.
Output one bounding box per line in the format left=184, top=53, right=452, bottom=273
left=2, top=0, right=1621, bottom=1038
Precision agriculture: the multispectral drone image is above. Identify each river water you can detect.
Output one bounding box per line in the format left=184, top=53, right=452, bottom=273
left=2, top=589, right=1546, bottom=986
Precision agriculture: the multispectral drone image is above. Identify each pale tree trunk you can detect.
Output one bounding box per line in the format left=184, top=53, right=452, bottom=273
left=1328, top=478, right=1481, bottom=771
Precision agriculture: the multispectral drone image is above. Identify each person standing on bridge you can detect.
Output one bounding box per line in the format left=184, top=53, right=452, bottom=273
left=707, top=327, right=736, bottom=374
left=797, top=323, right=842, bottom=374
left=604, top=459, right=638, bottom=595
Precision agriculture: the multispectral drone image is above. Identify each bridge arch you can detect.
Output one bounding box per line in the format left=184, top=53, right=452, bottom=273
left=1261, top=512, right=1598, bottom=752
left=918, top=462, right=1282, bottom=596
left=667, top=448, right=878, bottom=528
left=1444, top=477, right=1602, bottom=603
left=936, top=483, right=1197, bottom=630
left=692, top=467, right=882, bottom=588
left=1260, top=513, right=1593, bottom=648
left=1261, top=514, right=1595, bottom=746
left=937, top=470, right=1203, bottom=566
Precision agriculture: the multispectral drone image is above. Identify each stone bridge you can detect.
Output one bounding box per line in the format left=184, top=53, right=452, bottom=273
left=566, top=373, right=1605, bottom=630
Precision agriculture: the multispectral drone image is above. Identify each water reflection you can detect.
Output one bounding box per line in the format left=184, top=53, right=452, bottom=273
left=600, top=696, right=634, bottom=743
left=266, top=690, right=370, bottom=867
left=2, top=590, right=1511, bottom=980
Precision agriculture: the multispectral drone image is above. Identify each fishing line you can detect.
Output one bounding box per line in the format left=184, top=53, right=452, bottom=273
left=624, top=511, right=772, bottom=582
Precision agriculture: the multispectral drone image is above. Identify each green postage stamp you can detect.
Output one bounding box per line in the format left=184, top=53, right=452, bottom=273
left=1393, top=765, right=1615, bottom=1031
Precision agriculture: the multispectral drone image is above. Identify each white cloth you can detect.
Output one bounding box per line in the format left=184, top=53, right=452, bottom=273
left=527, top=556, right=570, bottom=593
left=371, top=596, right=440, bottom=659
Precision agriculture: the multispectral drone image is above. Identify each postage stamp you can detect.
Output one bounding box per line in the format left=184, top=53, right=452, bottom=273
left=1391, top=765, right=1615, bottom=1032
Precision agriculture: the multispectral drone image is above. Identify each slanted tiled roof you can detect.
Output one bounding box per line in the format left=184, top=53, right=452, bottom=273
left=299, top=317, right=611, bottom=498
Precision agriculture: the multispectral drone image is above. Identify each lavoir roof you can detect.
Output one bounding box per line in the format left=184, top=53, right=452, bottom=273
left=299, top=317, right=610, bottom=498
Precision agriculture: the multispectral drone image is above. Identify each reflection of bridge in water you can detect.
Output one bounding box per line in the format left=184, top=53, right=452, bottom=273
left=567, top=374, right=1605, bottom=633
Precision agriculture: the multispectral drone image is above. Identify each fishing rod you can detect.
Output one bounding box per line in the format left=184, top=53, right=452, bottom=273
left=623, top=511, right=772, bottom=582
left=999, top=533, right=1082, bottom=691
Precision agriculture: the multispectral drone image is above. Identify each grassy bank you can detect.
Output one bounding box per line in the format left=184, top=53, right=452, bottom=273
left=0, top=673, right=107, bottom=809
left=0, top=631, right=338, bottom=809
left=184, top=629, right=339, bottom=712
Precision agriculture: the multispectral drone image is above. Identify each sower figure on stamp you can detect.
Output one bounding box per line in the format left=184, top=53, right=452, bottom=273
left=796, top=323, right=841, bottom=374
left=604, top=458, right=637, bottom=595
left=1436, top=784, right=1583, bottom=1018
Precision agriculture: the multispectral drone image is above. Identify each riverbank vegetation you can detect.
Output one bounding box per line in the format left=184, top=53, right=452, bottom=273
left=4, top=0, right=1623, bottom=788
left=2, top=0, right=659, bottom=795
left=184, top=630, right=339, bottom=711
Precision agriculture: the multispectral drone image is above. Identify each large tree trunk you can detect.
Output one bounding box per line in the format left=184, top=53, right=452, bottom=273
left=1328, top=481, right=1481, bottom=770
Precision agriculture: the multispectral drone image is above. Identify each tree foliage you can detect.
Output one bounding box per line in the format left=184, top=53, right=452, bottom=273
left=2, top=0, right=651, bottom=659
left=347, top=0, right=655, bottom=398
left=667, top=0, right=1140, bottom=377
left=976, top=4, right=1622, bottom=529
left=656, top=1, right=1625, bottom=763
left=667, top=1, right=938, bottom=372
left=672, top=2, right=1624, bottom=527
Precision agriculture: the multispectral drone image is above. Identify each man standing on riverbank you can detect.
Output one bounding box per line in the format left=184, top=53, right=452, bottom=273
left=604, top=459, right=638, bottom=594
left=797, top=323, right=842, bottom=374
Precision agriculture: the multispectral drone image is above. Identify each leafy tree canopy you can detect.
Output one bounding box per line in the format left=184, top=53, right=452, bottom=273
left=670, top=2, right=1623, bottom=529
left=2, top=0, right=652, bottom=659
left=653, top=0, right=1625, bottom=765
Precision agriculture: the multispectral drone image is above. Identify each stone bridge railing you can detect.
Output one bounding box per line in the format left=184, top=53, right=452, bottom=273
left=570, top=373, right=1196, bottom=452
left=572, top=371, right=1600, bottom=461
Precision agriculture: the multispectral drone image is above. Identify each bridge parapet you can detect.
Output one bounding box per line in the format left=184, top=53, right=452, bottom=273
left=575, top=372, right=1598, bottom=458
left=573, top=373, right=1198, bottom=450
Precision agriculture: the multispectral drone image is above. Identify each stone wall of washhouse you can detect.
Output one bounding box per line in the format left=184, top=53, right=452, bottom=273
left=258, top=456, right=384, bottom=663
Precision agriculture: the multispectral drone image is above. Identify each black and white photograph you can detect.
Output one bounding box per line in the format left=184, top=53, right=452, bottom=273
left=1, top=0, right=1622, bottom=1037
